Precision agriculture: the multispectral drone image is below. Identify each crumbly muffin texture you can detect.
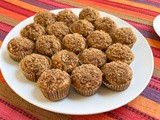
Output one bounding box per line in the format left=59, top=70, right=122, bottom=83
left=7, top=7, right=136, bottom=100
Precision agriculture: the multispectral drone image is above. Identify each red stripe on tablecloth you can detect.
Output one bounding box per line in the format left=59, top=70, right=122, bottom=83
left=0, top=30, right=8, bottom=40
left=147, top=0, right=160, bottom=4
left=148, top=81, right=160, bottom=92
left=0, top=98, right=39, bottom=120
left=92, top=0, right=159, bottom=16
left=0, top=1, right=35, bottom=17
left=37, top=0, right=74, bottom=8
left=0, top=22, right=13, bottom=33
left=151, top=47, right=160, bottom=58
left=0, top=71, right=5, bottom=82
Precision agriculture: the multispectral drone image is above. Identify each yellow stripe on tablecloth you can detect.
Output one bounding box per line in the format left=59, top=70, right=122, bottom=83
left=4, top=0, right=43, bottom=12
left=108, top=0, right=160, bottom=12
left=0, top=14, right=20, bottom=26
left=128, top=96, right=160, bottom=119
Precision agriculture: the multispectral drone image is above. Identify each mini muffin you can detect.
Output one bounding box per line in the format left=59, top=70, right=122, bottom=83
left=101, top=61, right=133, bottom=91
left=20, top=23, right=45, bottom=41
left=35, top=35, right=62, bottom=57
left=111, top=28, right=137, bottom=47
left=87, top=30, right=112, bottom=51
left=7, top=37, right=35, bottom=61
left=79, top=48, right=106, bottom=67
left=79, top=7, right=100, bottom=23
left=94, top=17, right=117, bottom=34
left=62, top=33, right=86, bottom=54
left=20, top=53, right=51, bottom=82
left=51, top=50, right=79, bottom=73
left=70, top=20, right=94, bottom=37
left=71, top=64, right=103, bottom=96
left=37, top=69, right=71, bottom=101
left=106, top=43, right=134, bottom=64
left=46, top=22, right=69, bottom=40
left=34, top=10, right=56, bottom=27
left=56, top=9, right=78, bottom=26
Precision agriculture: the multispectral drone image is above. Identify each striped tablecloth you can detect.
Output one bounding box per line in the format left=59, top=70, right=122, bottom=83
left=0, top=0, right=160, bottom=120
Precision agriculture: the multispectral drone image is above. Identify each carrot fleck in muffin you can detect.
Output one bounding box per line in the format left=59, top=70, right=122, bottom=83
left=79, top=48, right=106, bottom=68
left=57, top=9, right=78, bottom=26
left=51, top=50, right=79, bottom=73
left=46, top=22, right=69, bottom=40
left=111, top=27, right=137, bottom=48
left=34, top=10, right=56, bottom=27
left=20, top=23, right=45, bottom=41
left=20, top=53, right=52, bottom=82
left=94, top=17, right=117, bottom=34
left=87, top=30, right=112, bottom=51
left=37, top=69, right=71, bottom=101
left=62, top=33, right=86, bottom=54
left=71, top=64, right=103, bottom=96
left=106, top=43, right=134, bottom=64
left=79, top=7, right=100, bottom=23
left=35, top=35, right=62, bottom=57
left=101, top=61, right=133, bottom=91
left=70, top=20, right=94, bottom=37
left=7, top=37, right=35, bottom=61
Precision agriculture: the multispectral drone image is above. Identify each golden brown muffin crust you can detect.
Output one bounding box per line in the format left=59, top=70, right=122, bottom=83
left=79, top=48, right=106, bottom=67
left=35, top=35, right=62, bottom=57
left=34, top=10, right=56, bottom=27
left=20, top=23, right=45, bottom=41
left=87, top=30, right=112, bottom=51
left=62, top=33, right=86, bottom=54
left=101, top=61, right=133, bottom=86
left=57, top=9, right=78, bottom=26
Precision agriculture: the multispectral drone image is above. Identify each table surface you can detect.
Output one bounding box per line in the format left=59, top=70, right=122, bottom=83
left=0, top=0, right=160, bottom=120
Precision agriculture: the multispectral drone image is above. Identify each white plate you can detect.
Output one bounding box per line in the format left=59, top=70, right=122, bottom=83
left=153, top=15, right=160, bottom=37
left=0, top=8, right=154, bottom=115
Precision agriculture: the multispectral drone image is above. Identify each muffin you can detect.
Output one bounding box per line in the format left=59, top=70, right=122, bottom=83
left=101, top=61, right=133, bottom=91
left=71, top=64, right=103, bottom=96
left=34, top=10, right=56, bottom=27
left=20, top=53, right=52, bottom=82
left=7, top=37, right=35, bottom=61
left=62, top=33, right=86, bottom=54
left=51, top=50, right=79, bottom=73
left=46, top=22, right=69, bottom=40
left=70, top=20, right=94, bottom=37
left=37, top=69, right=71, bottom=101
left=79, top=48, right=106, bottom=67
left=79, top=7, right=100, bottom=23
left=111, top=28, right=137, bottom=47
left=35, top=35, right=62, bottom=57
left=56, top=9, right=78, bottom=26
left=94, top=17, right=117, bottom=34
left=87, top=30, right=112, bottom=51
left=106, top=43, right=134, bottom=64
left=20, top=23, right=45, bottom=41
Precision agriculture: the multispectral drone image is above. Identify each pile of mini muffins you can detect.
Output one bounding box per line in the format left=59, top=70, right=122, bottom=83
left=7, top=7, right=136, bottom=101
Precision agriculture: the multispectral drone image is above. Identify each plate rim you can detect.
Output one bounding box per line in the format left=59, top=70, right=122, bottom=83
left=153, top=14, right=160, bottom=37
left=0, top=8, right=154, bottom=115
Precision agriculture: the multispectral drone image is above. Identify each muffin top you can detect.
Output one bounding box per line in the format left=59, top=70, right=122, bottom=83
left=35, top=35, right=62, bottom=57
left=79, top=48, right=106, bottom=67
left=87, top=30, right=112, bottom=51
left=94, top=17, right=117, bottom=34
left=111, top=27, right=137, bottom=47
left=20, top=23, right=45, bottom=41
left=37, top=69, right=71, bottom=91
left=46, top=22, right=69, bottom=40
left=7, top=37, right=35, bottom=61
left=70, top=19, right=94, bottom=37
left=71, top=64, right=103, bottom=90
left=101, top=61, right=133, bottom=86
left=20, top=53, right=51, bottom=80
left=106, top=43, right=134, bottom=64
left=62, top=33, right=86, bottom=54
left=34, top=10, right=56, bottom=27
left=51, top=50, right=79, bottom=73
left=79, top=7, right=100, bottom=23
left=56, top=9, right=78, bottom=26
